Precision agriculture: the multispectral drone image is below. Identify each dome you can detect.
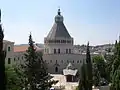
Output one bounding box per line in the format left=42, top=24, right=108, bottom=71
left=55, top=9, right=64, bottom=23
left=46, top=8, right=71, bottom=39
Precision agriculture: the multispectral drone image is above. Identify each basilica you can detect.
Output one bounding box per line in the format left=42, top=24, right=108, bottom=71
left=1, top=9, right=95, bottom=76
left=43, top=9, right=86, bottom=74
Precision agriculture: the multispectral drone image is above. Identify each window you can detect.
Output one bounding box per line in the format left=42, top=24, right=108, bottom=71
left=73, top=60, right=74, bottom=63
left=55, top=67, right=58, bottom=72
left=8, top=58, right=11, bottom=64
left=61, top=60, right=63, bottom=63
left=8, top=46, right=10, bottom=51
left=14, top=58, right=16, bottom=61
left=50, top=60, right=52, bottom=63
left=56, top=60, right=57, bottom=63
left=66, top=49, right=68, bottom=54
left=58, top=49, right=60, bottom=54
left=77, top=60, right=79, bottom=63
left=18, top=57, right=19, bottom=60
left=54, top=49, right=56, bottom=54
left=69, top=49, right=71, bottom=54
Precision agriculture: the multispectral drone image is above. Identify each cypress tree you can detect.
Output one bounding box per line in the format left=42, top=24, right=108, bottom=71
left=111, top=40, right=120, bottom=90
left=0, top=9, right=6, bottom=90
left=78, top=60, right=88, bottom=90
left=23, top=33, right=58, bottom=90
left=86, top=42, right=92, bottom=90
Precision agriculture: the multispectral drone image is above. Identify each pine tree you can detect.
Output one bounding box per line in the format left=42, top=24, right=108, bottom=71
left=0, top=9, right=6, bottom=90
left=111, top=40, right=120, bottom=90
left=86, top=42, right=92, bottom=90
left=78, top=60, right=88, bottom=90
left=23, top=33, right=58, bottom=90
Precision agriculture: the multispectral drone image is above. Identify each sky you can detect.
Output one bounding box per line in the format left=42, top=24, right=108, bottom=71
left=0, top=0, right=120, bottom=46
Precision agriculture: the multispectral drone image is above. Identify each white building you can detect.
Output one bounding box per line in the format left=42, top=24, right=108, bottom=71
left=3, top=40, right=15, bottom=66
left=2, top=9, right=97, bottom=75
left=43, top=9, right=86, bottom=74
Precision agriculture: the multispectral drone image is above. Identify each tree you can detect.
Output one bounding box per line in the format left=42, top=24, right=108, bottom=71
left=92, top=55, right=106, bottom=78
left=23, top=33, right=58, bottom=90
left=5, top=66, right=25, bottom=90
left=86, top=42, right=92, bottom=90
left=111, top=40, right=120, bottom=90
left=0, top=9, right=6, bottom=90
left=104, top=54, right=114, bottom=82
left=78, top=61, right=87, bottom=90
left=92, top=63, right=101, bottom=87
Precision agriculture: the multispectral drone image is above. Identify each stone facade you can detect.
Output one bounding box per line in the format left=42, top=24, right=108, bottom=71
left=3, top=40, right=15, bottom=66
left=43, top=9, right=86, bottom=74
left=4, top=9, right=97, bottom=75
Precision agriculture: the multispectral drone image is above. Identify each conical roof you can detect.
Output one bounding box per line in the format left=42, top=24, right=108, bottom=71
left=46, top=9, right=71, bottom=39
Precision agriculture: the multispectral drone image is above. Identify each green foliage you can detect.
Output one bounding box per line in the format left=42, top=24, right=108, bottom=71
left=110, top=40, right=120, bottom=90
left=86, top=42, right=92, bottom=90
left=23, top=34, right=58, bottom=90
left=92, top=63, right=101, bottom=86
left=78, top=61, right=88, bottom=90
left=92, top=55, right=106, bottom=78
left=78, top=42, right=92, bottom=90
left=105, top=54, right=114, bottom=82
left=5, top=66, right=24, bottom=90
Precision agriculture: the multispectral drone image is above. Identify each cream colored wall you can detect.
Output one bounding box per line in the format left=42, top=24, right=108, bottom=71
left=3, top=41, right=15, bottom=66
left=43, top=54, right=86, bottom=74
left=44, top=44, right=73, bottom=54
left=14, top=51, right=26, bottom=66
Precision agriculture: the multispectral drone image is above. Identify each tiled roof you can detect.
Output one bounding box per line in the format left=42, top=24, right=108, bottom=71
left=14, top=44, right=43, bottom=52
left=14, top=45, right=29, bottom=52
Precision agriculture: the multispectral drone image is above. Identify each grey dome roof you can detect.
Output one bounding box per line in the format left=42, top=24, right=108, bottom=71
left=46, top=9, right=71, bottom=39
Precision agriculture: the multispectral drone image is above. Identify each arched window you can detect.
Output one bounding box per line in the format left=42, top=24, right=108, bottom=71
left=54, top=49, right=56, bottom=54
left=66, top=49, right=68, bottom=54
left=58, top=49, right=60, bottom=54
left=69, top=49, right=71, bottom=54
left=73, top=60, right=74, bottom=63
left=55, top=67, right=58, bottom=72
left=8, top=58, right=11, bottom=64
left=8, top=46, right=10, bottom=51
left=56, top=60, right=57, bottom=63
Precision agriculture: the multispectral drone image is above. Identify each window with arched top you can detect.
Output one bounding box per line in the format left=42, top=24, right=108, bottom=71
left=73, top=60, right=74, bottom=63
left=55, top=67, right=58, bottom=72
left=58, top=49, right=60, bottom=54
left=8, top=58, right=11, bottom=64
left=66, top=49, right=68, bottom=54
left=69, top=49, right=71, bottom=54
left=54, top=49, right=56, bottom=54
left=8, top=46, right=11, bottom=51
